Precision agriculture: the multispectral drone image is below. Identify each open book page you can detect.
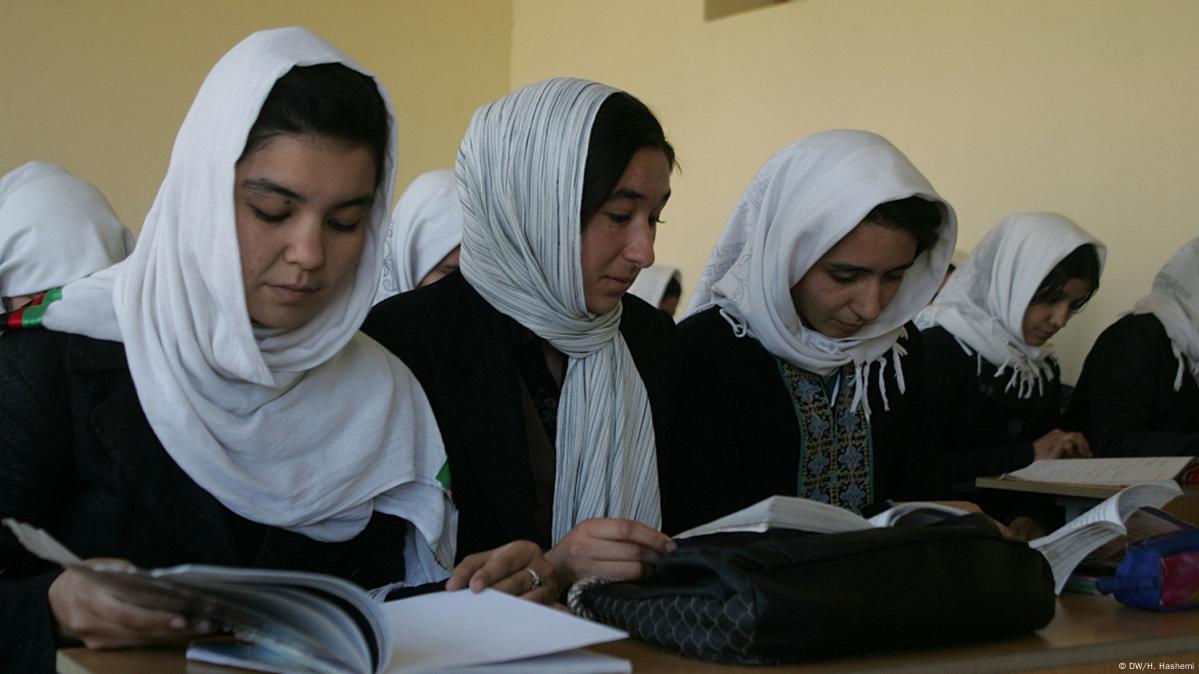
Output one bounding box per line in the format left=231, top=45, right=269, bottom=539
left=1002, top=457, right=1196, bottom=486
left=867, top=502, right=969, bottom=528
left=3, top=519, right=385, bottom=674
left=673, top=495, right=872, bottom=539
left=1029, top=481, right=1184, bottom=594
left=382, top=589, right=627, bottom=673
left=159, top=564, right=388, bottom=674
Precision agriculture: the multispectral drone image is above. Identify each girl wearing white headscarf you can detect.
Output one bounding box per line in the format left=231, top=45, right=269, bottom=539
left=915, top=213, right=1104, bottom=526
left=675, top=130, right=956, bottom=527
left=0, top=161, right=133, bottom=311
left=0, top=28, right=458, bottom=669
left=1069, top=237, right=1199, bottom=456
left=628, top=265, right=682, bottom=318
left=364, top=78, right=681, bottom=590
left=374, top=168, right=463, bottom=303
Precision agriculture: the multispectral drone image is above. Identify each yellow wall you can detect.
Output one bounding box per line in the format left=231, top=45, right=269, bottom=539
left=0, top=0, right=511, bottom=235
left=511, top=0, right=1199, bottom=381
left=4, top=1, right=1196, bottom=380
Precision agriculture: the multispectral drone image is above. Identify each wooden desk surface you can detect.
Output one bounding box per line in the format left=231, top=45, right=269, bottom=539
left=58, top=595, right=1199, bottom=674
left=975, top=477, right=1199, bottom=524
left=974, top=477, right=1199, bottom=500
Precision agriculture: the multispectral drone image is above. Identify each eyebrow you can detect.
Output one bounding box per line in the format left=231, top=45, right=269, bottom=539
left=826, top=260, right=916, bottom=274
left=607, top=187, right=672, bottom=205
left=239, top=178, right=375, bottom=209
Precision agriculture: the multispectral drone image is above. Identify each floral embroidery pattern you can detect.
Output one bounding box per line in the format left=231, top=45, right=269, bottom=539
left=778, top=360, right=874, bottom=513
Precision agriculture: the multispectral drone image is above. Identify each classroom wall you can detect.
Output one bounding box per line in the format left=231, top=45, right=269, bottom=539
left=0, top=0, right=512, bottom=234
left=510, top=0, right=1199, bottom=381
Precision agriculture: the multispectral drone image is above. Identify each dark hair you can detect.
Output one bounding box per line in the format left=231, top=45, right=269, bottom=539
left=862, top=196, right=942, bottom=255
left=1029, top=243, right=1101, bottom=309
left=579, top=92, right=676, bottom=225
left=663, top=275, right=682, bottom=301
left=240, top=63, right=389, bottom=186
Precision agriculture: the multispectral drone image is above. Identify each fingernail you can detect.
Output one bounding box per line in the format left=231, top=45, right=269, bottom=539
left=194, top=619, right=212, bottom=633
left=170, top=616, right=186, bottom=630
left=665, top=540, right=678, bottom=552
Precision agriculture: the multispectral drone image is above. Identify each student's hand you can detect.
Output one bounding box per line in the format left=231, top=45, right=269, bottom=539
left=48, top=559, right=216, bottom=649
left=545, top=518, right=677, bottom=587
left=1034, top=429, right=1092, bottom=460
left=445, top=540, right=559, bottom=604
left=1007, top=516, right=1050, bottom=542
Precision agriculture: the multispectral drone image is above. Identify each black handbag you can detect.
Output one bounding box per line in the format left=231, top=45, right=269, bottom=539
left=568, top=515, right=1055, bottom=665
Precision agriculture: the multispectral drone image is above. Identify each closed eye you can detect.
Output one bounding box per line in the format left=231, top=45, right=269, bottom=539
left=327, top=218, right=361, bottom=233
left=252, top=207, right=288, bottom=223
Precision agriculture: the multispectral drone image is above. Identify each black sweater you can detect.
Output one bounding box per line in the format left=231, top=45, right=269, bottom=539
left=1067, top=313, right=1199, bottom=456
left=361, top=271, right=682, bottom=556
left=0, top=331, right=413, bottom=672
left=919, top=326, right=1059, bottom=488
left=671, top=307, right=938, bottom=532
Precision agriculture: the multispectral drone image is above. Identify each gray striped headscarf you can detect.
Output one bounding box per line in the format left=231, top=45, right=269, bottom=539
left=456, top=77, right=662, bottom=543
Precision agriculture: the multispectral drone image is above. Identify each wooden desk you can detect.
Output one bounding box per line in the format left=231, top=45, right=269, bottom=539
left=58, top=596, right=1199, bottom=674
left=975, top=477, right=1199, bottom=523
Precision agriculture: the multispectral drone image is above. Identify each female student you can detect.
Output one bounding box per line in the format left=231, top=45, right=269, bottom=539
left=0, top=161, right=134, bottom=311
left=673, top=130, right=956, bottom=530
left=1068, top=237, right=1199, bottom=455
left=374, top=168, right=462, bottom=303
left=628, top=266, right=683, bottom=319
left=916, top=213, right=1104, bottom=530
left=0, top=28, right=552, bottom=670
left=364, top=78, right=680, bottom=589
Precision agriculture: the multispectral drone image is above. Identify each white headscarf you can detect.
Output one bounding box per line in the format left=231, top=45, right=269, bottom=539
left=686, top=130, right=956, bottom=413
left=1131, top=237, right=1199, bottom=391
left=917, top=213, right=1106, bottom=398
left=0, top=161, right=133, bottom=298
left=39, top=28, right=454, bottom=580
left=375, top=169, right=463, bottom=303
left=627, top=266, right=680, bottom=308
left=457, top=77, right=661, bottom=543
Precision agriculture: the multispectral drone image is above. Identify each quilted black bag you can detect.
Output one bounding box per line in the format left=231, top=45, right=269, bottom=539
left=568, top=515, right=1055, bottom=665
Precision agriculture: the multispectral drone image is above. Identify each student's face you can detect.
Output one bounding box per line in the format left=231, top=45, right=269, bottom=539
left=1021, top=277, right=1092, bottom=346
left=234, top=134, right=375, bottom=330
left=790, top=221, right=918, bottom=339
left=418, top=246, right=460, bottom=288
left=580, top=147, right=672, bottom=314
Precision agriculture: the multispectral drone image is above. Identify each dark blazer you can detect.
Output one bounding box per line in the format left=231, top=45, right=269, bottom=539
left=919, top=326, right=1058, bottom=486
left=1067, top=313, right=1199, bottom=456
left=0, top=331, right=412, bottom=673
left=671, top=307, right=939, bottom=532
left=362, top=271, right=680, bottom=557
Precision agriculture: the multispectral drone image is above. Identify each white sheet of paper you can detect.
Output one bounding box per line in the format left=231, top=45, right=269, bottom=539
left=383, top=589, right=627, bottom=673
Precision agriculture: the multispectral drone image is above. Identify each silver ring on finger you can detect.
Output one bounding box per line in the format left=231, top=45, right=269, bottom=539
left=525, top=567, right=543, bottom=590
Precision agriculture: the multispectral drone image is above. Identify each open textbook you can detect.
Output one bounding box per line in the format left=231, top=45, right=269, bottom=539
left=1002, top=456, right=1199, bottom=487
left=4, top=519, right=628, bottom=674
left=1028, top=481, right=1189, bottom=594
left=673, top=495, right=969, bottom=539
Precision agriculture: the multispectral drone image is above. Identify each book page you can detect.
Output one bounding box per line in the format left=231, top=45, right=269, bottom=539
left=383, top=589, right=626, bottom=673
left=1029, top=481, right=1183, bottom=594
left=867, top=502, right=970, bottom=528
left=673, top=495, right=871, bottom=539
left=1002, top=457, right=1195, bottom=486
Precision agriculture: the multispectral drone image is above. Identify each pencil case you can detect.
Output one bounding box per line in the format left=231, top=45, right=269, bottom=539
left=1097, top=529, right=1199, bottom=611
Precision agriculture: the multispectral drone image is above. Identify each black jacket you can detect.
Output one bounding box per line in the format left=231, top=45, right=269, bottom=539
left=0, top=330, right=412, bottom=672
left=919, top=326, right=1058, bottom=486
left=1067, top=313, right=1199, bottom=456
left=361, top=271, right=681, bottom=557
left=671, top=307, right=939, bottom=532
